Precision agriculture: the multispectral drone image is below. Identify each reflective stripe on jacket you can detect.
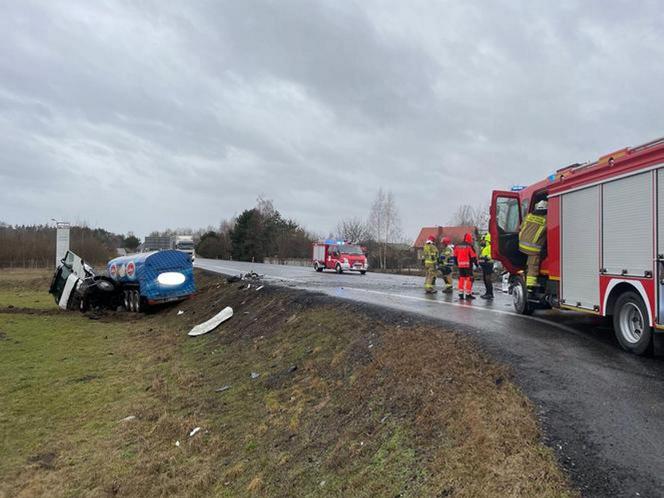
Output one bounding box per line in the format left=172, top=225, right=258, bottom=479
left=519, top=213, right=546, bottom=255
left=423, top=243, right=438, bottom=267
left=454, top=243, right=477, bottom=269
left=439, top=246, right=453, bottom=265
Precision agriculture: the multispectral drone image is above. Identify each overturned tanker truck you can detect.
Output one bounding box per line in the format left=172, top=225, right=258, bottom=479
left=49, top=250, right=195, bottom=312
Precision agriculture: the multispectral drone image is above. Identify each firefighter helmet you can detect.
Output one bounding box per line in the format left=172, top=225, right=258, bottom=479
left=441, top=236, right=451, bottom=245
left=426, top=235, right=435, bottom=244
left=535, top=200, right=548, bottom=211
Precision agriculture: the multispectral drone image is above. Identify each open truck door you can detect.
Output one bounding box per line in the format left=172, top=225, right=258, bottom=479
left=489, top=190, right=527, bottom=274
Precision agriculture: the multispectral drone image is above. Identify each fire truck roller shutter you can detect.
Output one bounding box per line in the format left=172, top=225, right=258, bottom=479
left=603, top=172, right=653, bottom=277
left=562, top=186, right=600, bottom=310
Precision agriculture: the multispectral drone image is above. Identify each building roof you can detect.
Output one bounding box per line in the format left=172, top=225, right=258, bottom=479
left=413, top=226, right=478, bottom=248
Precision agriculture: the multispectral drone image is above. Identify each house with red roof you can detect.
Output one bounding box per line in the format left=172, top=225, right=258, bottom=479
left=412, top=226, right=479, bottom=259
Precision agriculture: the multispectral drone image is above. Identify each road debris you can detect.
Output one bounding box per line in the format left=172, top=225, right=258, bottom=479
left=187, top=306, right=233, bottom=337
left=287, top=365, right=297, bottom=373
left=189, top=427, right=201, bottom=437
left=256, top=285, right=264, bottom=291
left=175, top=440, right=180, bottom=447
left=251, top=372, right=260, bottom=379
left=177, top=310, right=184, bottom=316
left=119, top=415, right=136, bottom=422
left=215, top=385, right=231, bottom=393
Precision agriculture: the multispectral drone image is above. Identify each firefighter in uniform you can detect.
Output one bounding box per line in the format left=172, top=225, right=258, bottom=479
left=479, top=233, right=494, bottom=299
left=454, top=232, right=478, bottom=300
left=423, top=235, right=439, bottom=294
left=438, top=236, right=454, bottom=294
left=518, top=200, right=548, bottom=289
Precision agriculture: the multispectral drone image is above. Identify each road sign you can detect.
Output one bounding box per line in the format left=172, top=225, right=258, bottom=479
left=55, top=222, right=70, bottom=267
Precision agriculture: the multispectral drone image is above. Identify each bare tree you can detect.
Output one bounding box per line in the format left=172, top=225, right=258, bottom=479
left=368, top=188, right=402, bottom=269
left=449, top=203, right=489, bottom=230
left=336, top=217, right=371, bottom=243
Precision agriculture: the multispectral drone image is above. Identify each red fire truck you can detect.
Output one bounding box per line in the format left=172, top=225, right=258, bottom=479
left=489, top=137, right=664, bottom=355
left=312, top=240, right=368, bottom=274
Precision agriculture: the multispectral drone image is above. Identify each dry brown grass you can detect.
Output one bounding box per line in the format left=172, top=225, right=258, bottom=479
left=0, top=270, right=577, bottom=497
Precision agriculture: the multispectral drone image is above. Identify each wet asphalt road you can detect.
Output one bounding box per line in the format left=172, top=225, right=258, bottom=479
left=196, top=258, right=664, bottom=497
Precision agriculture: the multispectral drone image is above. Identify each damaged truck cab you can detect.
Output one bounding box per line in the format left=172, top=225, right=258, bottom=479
left=49, top=251, right=119, bottom=311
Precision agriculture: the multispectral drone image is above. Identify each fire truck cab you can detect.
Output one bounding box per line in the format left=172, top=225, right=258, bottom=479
left=490, top=137, right=664, bottom=355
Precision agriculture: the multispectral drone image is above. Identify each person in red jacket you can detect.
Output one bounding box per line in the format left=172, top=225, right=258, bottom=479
left=454, top=232, right=478, bottom=300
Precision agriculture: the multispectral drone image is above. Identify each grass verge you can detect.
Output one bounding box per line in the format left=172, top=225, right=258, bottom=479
left=0, top=269, right=576, bottom=497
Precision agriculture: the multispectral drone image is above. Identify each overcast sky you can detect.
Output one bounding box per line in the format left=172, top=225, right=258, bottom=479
left=1, top=1, right=662, bottom=239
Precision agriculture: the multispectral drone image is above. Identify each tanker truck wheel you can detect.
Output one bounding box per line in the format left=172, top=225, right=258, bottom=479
left=131, top=290, right=141, bottom=313
left=123, top=290, right=131, bottom=311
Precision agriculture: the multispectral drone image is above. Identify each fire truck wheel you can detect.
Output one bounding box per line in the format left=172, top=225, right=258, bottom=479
left=512, top=275, right=533, bottom=315
left=335, top=263, right=343, bottom=274
left=613, top=291, right=652, bottom=355
left=314, top=262, right=323, bottom=272
left=360, top=270, right=367, bottom=275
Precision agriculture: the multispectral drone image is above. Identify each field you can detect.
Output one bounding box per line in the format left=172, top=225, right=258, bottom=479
left=0, top=269, right=576, bottom=497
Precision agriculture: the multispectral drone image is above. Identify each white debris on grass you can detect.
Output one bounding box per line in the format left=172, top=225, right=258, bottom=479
left=119, top=415, right=136, bottom=422
left=187, top=307, right=233, bottom=337
left=177, top=310, right=184, bottom=316
left=175, top=440, right=180, bottom=447
left=251, top=372, right=260, bottom=379
left=256, top=285, right=264, bottom=291
left=189, top=427, right=201, bottom=437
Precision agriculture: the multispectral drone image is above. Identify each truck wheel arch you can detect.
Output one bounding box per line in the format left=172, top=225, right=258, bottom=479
left=603, top=279, right=653, bottom=326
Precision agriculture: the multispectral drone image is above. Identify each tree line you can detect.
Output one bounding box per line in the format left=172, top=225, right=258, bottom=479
left=194, top=190, right=415, bottom=270
left=0, top=223, right=126, bottom=268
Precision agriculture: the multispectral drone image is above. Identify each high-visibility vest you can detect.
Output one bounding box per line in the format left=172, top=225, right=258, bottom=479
left=519, top=213, right=547, bottom=255
left=423, top=243, right=438, bottom=267
left=480, top=241, right=492, bottom=261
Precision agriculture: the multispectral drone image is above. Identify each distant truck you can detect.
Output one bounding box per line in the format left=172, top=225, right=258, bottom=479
left=143, top=235, right=195, bottom=262
left=313, top=240, right=368, bottom=274
left=49, top=250, right=195, bottom=312
left=173, top=235, right=195, bottom=262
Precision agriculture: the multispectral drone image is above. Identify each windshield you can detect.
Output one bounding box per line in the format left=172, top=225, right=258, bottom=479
left=338, top=245, right=363, bottom=255
left=176, top=242, right=194, bottom=250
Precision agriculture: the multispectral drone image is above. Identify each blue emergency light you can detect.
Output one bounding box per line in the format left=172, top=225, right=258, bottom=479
left=510, top=185, right=526, bottom=192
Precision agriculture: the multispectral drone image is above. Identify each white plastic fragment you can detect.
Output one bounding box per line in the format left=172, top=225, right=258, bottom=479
left=119, top=415, right=136, bottom=422
left=189, top=427, right=201, bottom=437
left=175, top=440, right=180, bottom=447
left=256, top=285, right=264, bottom=291
left=177, top=310, right=184, bottom=316
left=250, top=372, right=260, bottom=379
left=187, top=307, right=233, bottom=337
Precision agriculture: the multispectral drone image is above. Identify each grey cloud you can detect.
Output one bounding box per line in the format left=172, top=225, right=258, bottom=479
left=1, top=0, right=663, bottom=237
